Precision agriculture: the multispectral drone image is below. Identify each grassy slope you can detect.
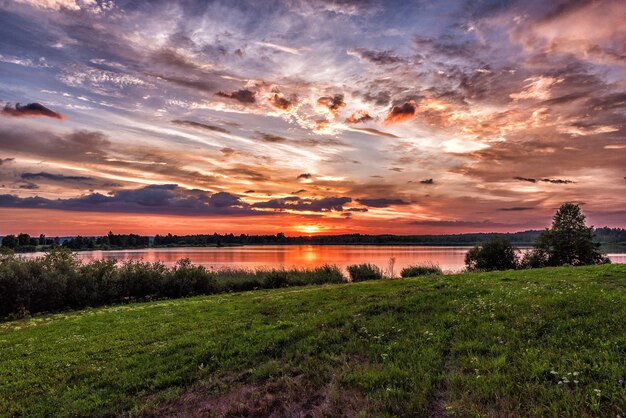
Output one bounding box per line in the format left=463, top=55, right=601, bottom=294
left=1, top=265, right=625, bottom=417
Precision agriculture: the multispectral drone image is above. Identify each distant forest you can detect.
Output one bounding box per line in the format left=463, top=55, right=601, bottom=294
left=1, top=227, right=625, bottom=252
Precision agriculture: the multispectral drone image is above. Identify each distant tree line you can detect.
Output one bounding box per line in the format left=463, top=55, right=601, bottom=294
left=465, top=203, right=612, bottom=271
left=2, top=223, right=625, bottom=253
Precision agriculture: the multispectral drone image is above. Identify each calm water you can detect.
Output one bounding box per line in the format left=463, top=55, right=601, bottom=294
left=21, top=245, right=626, bottom=273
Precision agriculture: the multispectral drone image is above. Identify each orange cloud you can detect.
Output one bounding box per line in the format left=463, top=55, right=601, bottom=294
left=316, top=94, right=345, bottom=116
left=2, top=102, right=64, bottom=120
left=383, top=100, right=417, bottom=125
left=345, top=109, right=373, bottom=123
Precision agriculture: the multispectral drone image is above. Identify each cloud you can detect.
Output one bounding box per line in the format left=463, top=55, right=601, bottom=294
left=345, top=110, right=373, bottom=124
left=420, top=179, right=434, bottom=184
left=2, top=102, right=64, bottom=120
left=268, top=94, right=295, bottom=111
left=498, top=207, right=534, bottom=211
left=252, top=196, right=351, bottom=212
left=21, top=172, right=93, bottom=182
left=541, top=178, right=574, bottom=184
left=514, top=176, right=537, bottom=183
left=347, top=48, right=407, bottom=65
left=348, top=127, right=400, bottom=138
left=255, top=41, right=300, bottom=55
left=0, top=158, right=15, bottom=165
left=0, top=185, right=260, bottom=216
left=409, top=220, right=511, bottom=228
left=171, top=119, right=230, bottom=134
left=297, top=173, right=312, bottom=180
left=216, top=89, right=256, bottom=103
left=356, top=198, right=410, bottom=208
left=383, top=101, right=417, bottom=125
left=316, top=94, right=345, bottom=115
left=13, top=0, right=114, bottom=13
left=19, top=182, right=39, bottom=190
left=259, top=133, right=288, bottom=143
left=513, top=176, right=574, bottom=184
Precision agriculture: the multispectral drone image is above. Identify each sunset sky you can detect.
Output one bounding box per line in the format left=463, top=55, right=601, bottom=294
left=0, top=0, right=624, bottom=236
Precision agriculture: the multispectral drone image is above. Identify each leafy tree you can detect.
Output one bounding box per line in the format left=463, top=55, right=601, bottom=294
left=1, top=234, right=18, bottom=249
left=17, top=233, right=31, bottom=246
left=465, top=236, right=518, bottom=271
left=524, top=203, right=608, bottom=267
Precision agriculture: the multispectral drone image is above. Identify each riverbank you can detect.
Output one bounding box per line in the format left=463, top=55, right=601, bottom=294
left=1, top=264, right=625, bottom=416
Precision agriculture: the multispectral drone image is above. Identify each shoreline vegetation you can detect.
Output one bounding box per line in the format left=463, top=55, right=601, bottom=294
left=0, top=249, right=445, bottom=320
left=1, top=227, right=625, bottom=253
left=2, top=264, right=625, bottom=416
left=0, top=204, right=618, bottom=320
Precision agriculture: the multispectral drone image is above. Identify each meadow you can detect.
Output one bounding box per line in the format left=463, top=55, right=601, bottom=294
left=1, top=264, right=625, bottom=417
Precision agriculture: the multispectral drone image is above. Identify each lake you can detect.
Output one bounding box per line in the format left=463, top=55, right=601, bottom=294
left=21, top=245, right=626, bottom=273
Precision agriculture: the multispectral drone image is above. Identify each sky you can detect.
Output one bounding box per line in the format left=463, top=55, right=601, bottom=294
left=0, top=0, right=624, bottom=236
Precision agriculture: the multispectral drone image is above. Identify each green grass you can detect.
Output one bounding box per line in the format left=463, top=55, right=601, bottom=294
left=1, top=265, right=625, bottom=417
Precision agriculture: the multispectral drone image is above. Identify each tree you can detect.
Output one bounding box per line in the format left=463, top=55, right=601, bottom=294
left=524, top=203, right=608, bottom=267
left=465, top=236, right=518, bottom=271
left=17, top=233, right=31, bottom=246
left=1, top=234, right=18, bottom=249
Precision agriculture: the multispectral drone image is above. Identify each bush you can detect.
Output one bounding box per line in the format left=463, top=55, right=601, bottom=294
left=164, top=258, right=219, bottom=298
left=465, top=236, right=518, bottom=271
left=400, top=264, right=442, bottom=277
left=263, top=270, right=289, bottom=289
left=0, top=250, right=350, bottom=319
left=347, top=263, right=384, bottom=282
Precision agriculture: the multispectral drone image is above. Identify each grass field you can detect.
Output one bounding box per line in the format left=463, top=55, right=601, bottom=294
left=1, top=264, right=625, bottom=417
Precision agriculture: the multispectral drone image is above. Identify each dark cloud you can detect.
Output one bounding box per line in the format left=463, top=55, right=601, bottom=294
left=216, top=89, right=256, bottom=103
left=513, top=176, right=537, bottom=183
left=347, top=48, right=407, bottom=65
left=498, top=207, right=535, bottom=211
left=18, top=182, right=39, bottom=190
left=384, top=101, right=417, bottom=125
left=345, top=110, right=373, bottom=124
left=0, top=185, right=260, bottom=216
left=2, top=102, right=63, bottom=120
left=151, top=48, right=202, bottom=71
left=171, top=120, right=230, bottom=134
left=252, top=196, right=351, bottom=212
left=21, top=172, right=93, bottom=182
left=317, top=94, right=345, bottom=115
left=345, top=207, right=368, bottom=212
left=356, top=198, right=410, bottom=208
left=297, top=173, right=312, bottom=180
left=259, top=133, right=288, bottom=143
left=420, top=178, right=434, bottom=184
left=513, top=177, right=574, bottom=184
left=541, top=178, right=574, bottom=184
left=268, top=94, right=295, bottom=111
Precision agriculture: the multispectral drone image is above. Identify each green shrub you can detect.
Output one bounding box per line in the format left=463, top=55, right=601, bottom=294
left=465, top=236, right=519, bottom=272
left=164, top=259, right=219, bottom=297
left=0, top=252, right=349, bottom=319
left=263, top=270, right=290, bottom=289
left=347, top=263, right=384, bottom=282
left=400, top=264, right=442, bottom=277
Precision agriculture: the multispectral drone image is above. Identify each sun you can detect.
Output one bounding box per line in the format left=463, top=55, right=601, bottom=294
left=296, top=224, right=321, bottom=235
